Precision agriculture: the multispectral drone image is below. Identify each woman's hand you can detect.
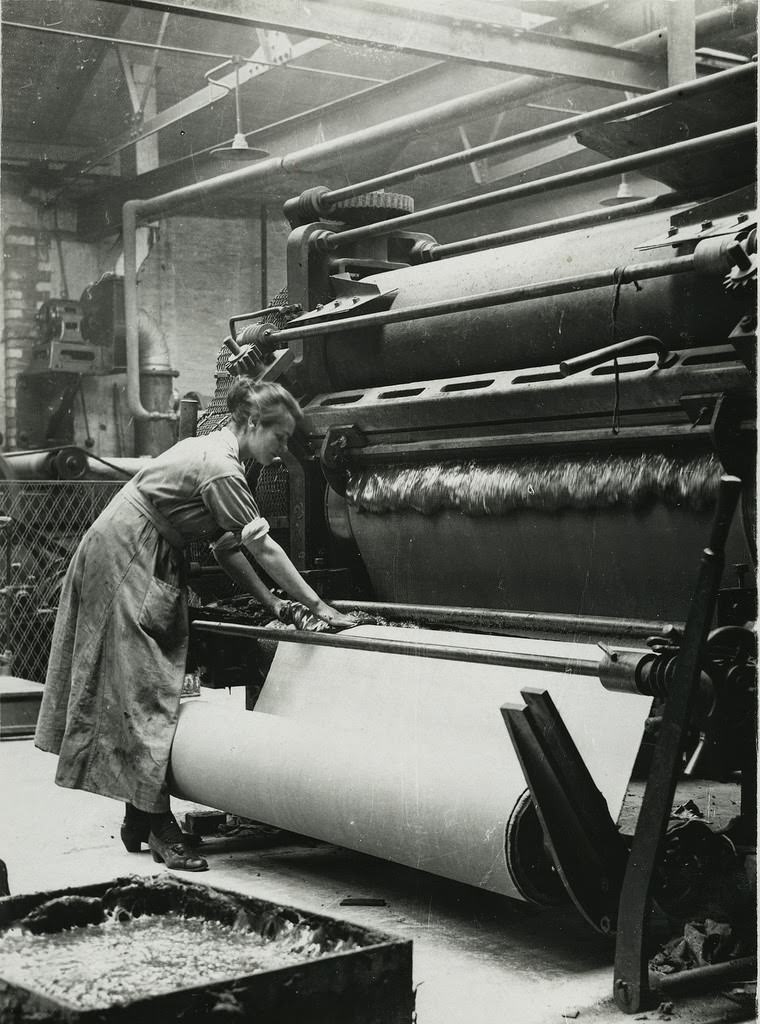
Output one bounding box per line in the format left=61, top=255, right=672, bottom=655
left=312, top=600, right=358, bottom=631
left=269, top=597, right=293, bottom=624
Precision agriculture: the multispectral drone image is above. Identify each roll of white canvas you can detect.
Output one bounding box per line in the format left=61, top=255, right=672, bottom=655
left=171, top=626, right=651, bottom=899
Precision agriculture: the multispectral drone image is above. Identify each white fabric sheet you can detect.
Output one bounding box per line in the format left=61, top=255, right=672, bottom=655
left=171, top=626, right=651, bottom=899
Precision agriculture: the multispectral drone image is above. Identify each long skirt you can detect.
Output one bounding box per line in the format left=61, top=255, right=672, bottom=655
left=34, top=493, right=189, bottom=812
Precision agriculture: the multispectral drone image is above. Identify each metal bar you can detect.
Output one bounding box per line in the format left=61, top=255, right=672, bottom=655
left=322, top=123, right=756, bottom=248
left=95, top=0, right=665, bottom=91
left=272, top=254, right=699, bottom=342
left=651, top=956, right=757, bottom=996
left=2, top=19, right=251, bottom=61
left=613, top=474, right=744, bottom=1014
left=559, top=336, right=671, bottom=376
left=425, top=195, right=683, bottom=261
left=1, top=19, right=380, bottom=79
left=333, top=425, right=715, bottom=465
left=191, top=619, right=601, bottom=675
left=329, top=601, right=682, bottom=641
left=322, top=61, right=755, bottom=206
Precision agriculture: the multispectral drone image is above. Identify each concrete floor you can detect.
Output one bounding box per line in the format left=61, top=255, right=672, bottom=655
left=1, top=689, right=755, bottom=1024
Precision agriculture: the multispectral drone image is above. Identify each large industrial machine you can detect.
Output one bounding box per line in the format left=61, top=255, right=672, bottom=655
left=166, top=62, right=756, bottom=1014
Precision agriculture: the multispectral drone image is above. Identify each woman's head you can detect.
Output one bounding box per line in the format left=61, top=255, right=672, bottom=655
left=227, top=378, right=303, bottom=464
left=227, top=377, right=302, bottom=427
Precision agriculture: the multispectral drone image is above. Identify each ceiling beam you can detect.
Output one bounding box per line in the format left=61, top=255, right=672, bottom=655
left=77, top=1, right=755, bottom=237
left=65, top=36, right=332, bottom=179
left=99, top=0, right=665, bottom=92
left=75, top=61, right=495, bottom=236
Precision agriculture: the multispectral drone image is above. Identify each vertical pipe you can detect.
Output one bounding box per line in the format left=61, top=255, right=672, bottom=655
left=123, top=200, right=177, bottom=431
left=665, top=0, right=696, bottom=85
left=178, top=397, right=200, bottom=439
left=260, top=203, right=268, bottom=307
left=134, top=372, right=176, bottom=455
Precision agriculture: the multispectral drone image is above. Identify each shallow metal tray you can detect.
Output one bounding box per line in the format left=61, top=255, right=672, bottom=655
left=0, top=874, right=413, bottom=1023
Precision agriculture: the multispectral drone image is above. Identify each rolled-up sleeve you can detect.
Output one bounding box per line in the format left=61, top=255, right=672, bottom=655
left=202, top=474, right=270, bottom=554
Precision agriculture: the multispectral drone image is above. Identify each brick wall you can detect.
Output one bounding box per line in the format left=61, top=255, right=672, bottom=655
left=1, top=180, right=291, bottom=454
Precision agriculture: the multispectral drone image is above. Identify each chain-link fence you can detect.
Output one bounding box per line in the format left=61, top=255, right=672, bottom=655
left=0, top=481, right=124, bottom=681
left=0, top=463, right=291, bottom=681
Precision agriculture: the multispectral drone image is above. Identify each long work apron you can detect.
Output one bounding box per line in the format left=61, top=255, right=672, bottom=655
left=35, top=484, right=189, bottom=812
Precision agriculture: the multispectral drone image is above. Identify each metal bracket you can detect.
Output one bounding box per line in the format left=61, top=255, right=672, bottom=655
left=678, top=391, right=756, bottom=479
left=319, top=424, right=367, bottom=496
left=287, top=285, right=397, bottom=327
left=501, top=688, right=628, bottom=934
left=613, top=474, right=744, bottom=1014
left=728, top=314, right=757, bottom=376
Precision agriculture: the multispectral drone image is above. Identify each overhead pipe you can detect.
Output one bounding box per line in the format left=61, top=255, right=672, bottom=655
left=311, top=60, right=756, bottom=211
left=414, top=194, right=681, bottom=263
left=121, top=2, right=755, bottom=422
left=314, top=122, right=756, bottom=249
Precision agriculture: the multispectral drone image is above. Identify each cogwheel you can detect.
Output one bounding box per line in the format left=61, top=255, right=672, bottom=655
left=330, top=190, right=414, bottom=226
left=724, top=263, right=757, bottom=290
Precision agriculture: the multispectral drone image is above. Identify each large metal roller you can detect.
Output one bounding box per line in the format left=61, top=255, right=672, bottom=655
left=171, top=627, right=651, bottom=902
left=310, top=208, right=745, bottom=390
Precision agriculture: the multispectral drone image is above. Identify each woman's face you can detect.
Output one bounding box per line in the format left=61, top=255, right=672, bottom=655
left=246, top=408, right=296, bottom=465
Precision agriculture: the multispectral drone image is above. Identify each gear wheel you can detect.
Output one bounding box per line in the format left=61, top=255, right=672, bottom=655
left=724, top=262, right=756, bottom=290
left=724, top=227, right=756, bottom=290
left=329, top=190, right=414, bottom=226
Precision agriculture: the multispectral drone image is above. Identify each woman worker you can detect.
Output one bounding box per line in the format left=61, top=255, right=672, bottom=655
left=35, top=377, right=356, bottom=872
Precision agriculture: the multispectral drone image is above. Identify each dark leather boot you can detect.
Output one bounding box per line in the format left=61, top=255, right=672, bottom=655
left=148, top=818, right=208, bottom=872
left=121, top=805, right=202, bottom=853
left=120, top=804, right=151, bottom=853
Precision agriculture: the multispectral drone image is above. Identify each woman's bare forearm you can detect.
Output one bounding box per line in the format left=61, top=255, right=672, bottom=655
left=213, top=548, right=279, bottom=610
left=247, top=536, right=322, bottom=610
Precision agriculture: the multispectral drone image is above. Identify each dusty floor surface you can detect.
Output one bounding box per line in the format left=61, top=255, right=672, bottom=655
left=0, top=689, right=755, bottom=1024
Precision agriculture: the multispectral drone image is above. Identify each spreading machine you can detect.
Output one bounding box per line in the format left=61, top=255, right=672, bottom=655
left=170, top=64, right=757, bottom=1014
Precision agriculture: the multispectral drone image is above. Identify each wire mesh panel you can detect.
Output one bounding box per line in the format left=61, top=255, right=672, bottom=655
left=0, top=481, right=124, bottom=682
